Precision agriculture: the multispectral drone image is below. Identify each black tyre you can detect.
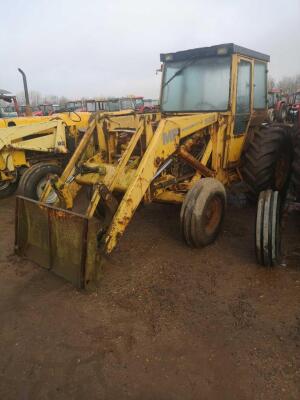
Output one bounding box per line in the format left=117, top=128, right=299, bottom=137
left=255, top=190, right=281, bottom=266
left=241, top=125, right=292, bottom=198
left=0, top=179, right=19, bottom=199
left=180, top=178, right=226, bottom=247
left=292, top=131, right=300, bottom=199
left=17, top=162, right=62, bottom=203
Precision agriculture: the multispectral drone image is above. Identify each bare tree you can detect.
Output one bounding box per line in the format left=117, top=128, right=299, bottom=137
left=268, top=76, right=276, bottom=91
left=58, top=96, right=69, bottom=106
left=278, top=74, right=300, bottom=94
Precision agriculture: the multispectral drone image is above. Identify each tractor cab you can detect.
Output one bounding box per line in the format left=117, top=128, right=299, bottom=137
left=161, top=43, right=268, bottom=114
left=0, top=90, right=19, bottom=118
left=86, top=99, right=122, bottom=113
left=65, top=100, right=84, bottom=112
left=120, top=97, right=146, bottom=111
left=160, top=43, right=269, bottom=162
left=33, top=104, right=56, bottom=116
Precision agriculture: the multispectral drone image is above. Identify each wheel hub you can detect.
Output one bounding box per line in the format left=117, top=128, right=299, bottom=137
left=36, top=177, right=58, bottom=204
left=204, top=196, right=223, bottom=236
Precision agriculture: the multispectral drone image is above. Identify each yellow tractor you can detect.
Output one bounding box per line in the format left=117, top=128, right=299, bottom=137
left=0, top=112, right=93, bottom=198
left=15, top=43, right=292, bottom=289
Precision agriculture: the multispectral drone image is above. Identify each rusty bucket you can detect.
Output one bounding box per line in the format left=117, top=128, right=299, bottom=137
left=15, top=196, right=103, bottom=289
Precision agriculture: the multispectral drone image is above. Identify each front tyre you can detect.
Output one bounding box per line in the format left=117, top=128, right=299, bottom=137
left=0, top=179, right=19, bottom=199
left=17, top=162, right=62, bottom=203
left=180, top=178, right=226, bottom=247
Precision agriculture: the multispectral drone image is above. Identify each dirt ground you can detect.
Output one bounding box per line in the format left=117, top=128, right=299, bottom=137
left=0, top=195, right=300, bottom=400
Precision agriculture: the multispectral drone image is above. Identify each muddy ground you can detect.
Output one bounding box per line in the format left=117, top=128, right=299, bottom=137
left=0, top=195, right=300, bottom=400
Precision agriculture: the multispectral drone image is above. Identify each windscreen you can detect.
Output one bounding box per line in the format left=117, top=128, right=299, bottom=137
left=134, top=98, right=144, bottom=107
left=161, top=56, right=231, bottom=112
left=121, top=99, right=134, bottom=110
left=107, top=101, right=120, bottom=111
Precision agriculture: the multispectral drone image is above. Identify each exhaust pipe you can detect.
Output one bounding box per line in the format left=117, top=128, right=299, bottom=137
left=18, top=68, right=32, bottom=116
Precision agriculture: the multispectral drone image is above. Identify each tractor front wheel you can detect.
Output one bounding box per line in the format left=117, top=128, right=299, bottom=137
left=17, top=162, right=62, bottom=204
left=180, top=178, right=226, bottom=247
left=255, top=190, right=281, bottom=266
left=0, top=179, right=19, bottom=199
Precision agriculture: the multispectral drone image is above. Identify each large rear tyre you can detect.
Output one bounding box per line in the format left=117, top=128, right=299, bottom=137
left=180, top=178, right=226, bottom=247
left=255, top=190, right=281, bottom=266
left=241, top=125, right=292, bottom=198
left=17, top=162, right=62, bottom=203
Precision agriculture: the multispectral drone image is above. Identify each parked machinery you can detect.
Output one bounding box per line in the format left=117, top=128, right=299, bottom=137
left=85, top=97, right=159, bottom=113
left=65, top=100, right=85, bottom=112
left=0, top=112, right=91, bottom=198
left=0, top=90, right=20, bottom=118
left=33, top=104, right=62, bottom=116
left=290, top=91, right=300, bottom=125
left=267, top=88, right=291, bottom=123
left=15, top=43, right=292, bottom=289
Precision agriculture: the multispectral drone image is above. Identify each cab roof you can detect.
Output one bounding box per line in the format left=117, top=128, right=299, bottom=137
left=160, top=43, right=270, bottom=63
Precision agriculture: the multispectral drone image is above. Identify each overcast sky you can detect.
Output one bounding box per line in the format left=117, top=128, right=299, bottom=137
left=2, top=0, right=300, bottom=99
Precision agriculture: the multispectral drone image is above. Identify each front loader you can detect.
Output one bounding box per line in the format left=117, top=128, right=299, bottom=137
left=0, top=111, right=148, bottom=199
left=15, top=43, right=293, bottom=289
left=0, top=112, right=92, bottom=198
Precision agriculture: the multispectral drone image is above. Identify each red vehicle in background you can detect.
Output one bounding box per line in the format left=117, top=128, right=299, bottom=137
left=120, top=96, right=159, bottom=112
left=268, top=88, right=291, bottom=122
left=290, top=91, right=300, bottom=125
left=32, top=104, right=61, bottom=116
left=143, top=98, right=160, bottom=111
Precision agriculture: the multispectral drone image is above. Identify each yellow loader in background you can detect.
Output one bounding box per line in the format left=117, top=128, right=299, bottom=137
left=15, top=43, right=292, bottom=289
left=0, top=111, right=92, bottom=198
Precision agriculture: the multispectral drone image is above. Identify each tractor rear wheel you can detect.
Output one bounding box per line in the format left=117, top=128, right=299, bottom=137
left=18, top=162, right=62, bottom=203
left=180, top=178, right=226, bottom=247
left=255, top=190, right=281, bottom=266
left=241, top=125, right=292, bottom=198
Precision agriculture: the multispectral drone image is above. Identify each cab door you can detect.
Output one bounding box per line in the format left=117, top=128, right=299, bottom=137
left=224, top=56, right=253, bottom=166
left=234, top=59, right=252, bottom=135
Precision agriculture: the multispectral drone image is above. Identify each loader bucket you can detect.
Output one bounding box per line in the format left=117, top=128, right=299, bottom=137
left=15, top=196, right=103, bottom=290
